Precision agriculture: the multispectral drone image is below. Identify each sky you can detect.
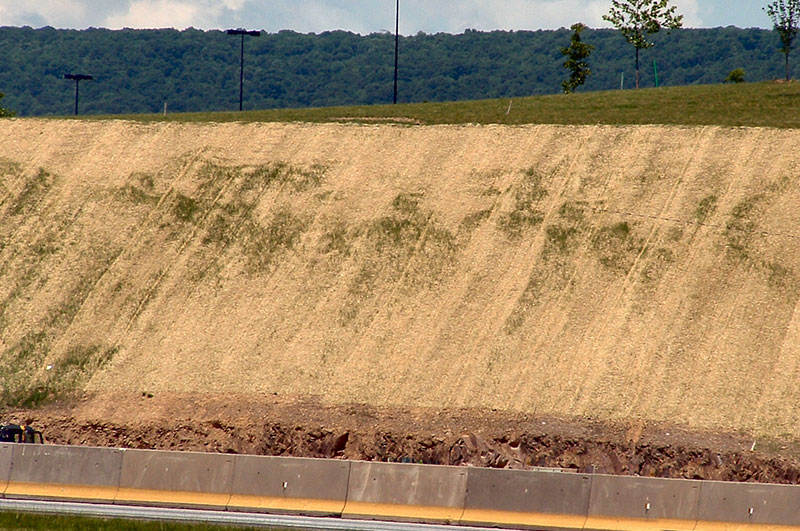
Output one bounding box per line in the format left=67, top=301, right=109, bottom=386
left=0, top=1, right=772, bottom=34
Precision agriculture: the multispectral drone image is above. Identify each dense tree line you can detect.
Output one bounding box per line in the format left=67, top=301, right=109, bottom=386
left=0, top=25, right=795, bottom=116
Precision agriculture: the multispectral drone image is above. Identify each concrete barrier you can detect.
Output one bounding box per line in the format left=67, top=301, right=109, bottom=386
left=342, top=461, right=467, bottom=524
left=695, top=480, right=800, bottom=530
left=5, top=444, right=122, bottom=503
left=227, top=455, right=349, bottom=516
left=460, top=468, right=591, bottom=530
left=584, top=474, right=700, bottom=531
left=0, top=444, right=12, bottom=496
left=6, top=443, right=800, bottom=530
left=115, top=449, right=234, bottom=509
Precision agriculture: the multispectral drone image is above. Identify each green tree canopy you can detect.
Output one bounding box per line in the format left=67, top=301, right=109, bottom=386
left=603, top=0, right=683, bottom=88
left=0, top=26, right=795, bottom=116
left=561, top=23, right=594, bottom=93
left=765, top=0, right=800, bottom=80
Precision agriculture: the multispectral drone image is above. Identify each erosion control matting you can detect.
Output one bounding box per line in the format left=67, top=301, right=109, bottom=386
left=1, top=120, right=800, bottom=475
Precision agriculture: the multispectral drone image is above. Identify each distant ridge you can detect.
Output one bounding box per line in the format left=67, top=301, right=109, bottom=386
left=0, top=26, right=795, bottom=116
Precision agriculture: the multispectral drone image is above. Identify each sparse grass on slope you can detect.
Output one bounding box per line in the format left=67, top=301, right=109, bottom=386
left=4, top=94, right=800, bottom=438
left=86, top=82, right=800, bottom=128
left=0, top=512, right=283, bottom=531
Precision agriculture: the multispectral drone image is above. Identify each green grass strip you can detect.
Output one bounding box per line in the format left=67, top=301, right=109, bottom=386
left=65, top=82, right=800, bottom=129
left=0, top=511, right=286, bottom=531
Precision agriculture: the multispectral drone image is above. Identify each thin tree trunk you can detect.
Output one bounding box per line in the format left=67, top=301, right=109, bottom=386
left=635, top=47, right=640, bottom=89
left=787, top=51, right=791, bottom=81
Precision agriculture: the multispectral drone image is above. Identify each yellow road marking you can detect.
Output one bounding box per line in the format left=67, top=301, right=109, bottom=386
left=343, top=501, right=464, bottom=523
left=461, top=508, right=588, bottom=529
left=228, top=494, right=345, bottom=515
left=115, top=487, right=231, bottom=508
left=5, top=481, right=118, bottom=502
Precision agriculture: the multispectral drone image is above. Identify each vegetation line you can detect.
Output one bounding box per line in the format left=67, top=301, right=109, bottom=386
left=53, top=82, right=800, bottom=129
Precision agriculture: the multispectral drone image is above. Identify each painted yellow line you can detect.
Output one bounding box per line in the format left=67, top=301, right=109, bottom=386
left=460, top=508, right=587, bottom=530
left=227, top=494, right=345, bottom=515
left=462, top=510, right=800, bottom=531
left=5, top=481, right=118, bottom=502
left=343, top=501, right=464, bottom=523
left=115, top=487, right=231, bottom=508
left=694, top=521, right=800, bottom=531
left=7, top=480, right=800, bottom=531
left=584, top=515, right=697, bottom=531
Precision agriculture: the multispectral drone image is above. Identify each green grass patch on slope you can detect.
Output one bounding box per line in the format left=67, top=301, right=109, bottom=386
left=0, top=511, right=288, bottom=531
left=77, top=82, right=800, bottom=129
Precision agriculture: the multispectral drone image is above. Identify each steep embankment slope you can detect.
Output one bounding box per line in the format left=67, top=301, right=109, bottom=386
left=1, top=119, right=799, bottom=439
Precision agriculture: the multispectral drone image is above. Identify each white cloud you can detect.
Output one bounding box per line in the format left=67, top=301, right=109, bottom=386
left=105, top=0, right=200, bottom=29
left=0, top=0, right=756, bottom=33
left=673, top=0, right=702, bottom=27
left=481, top=0, right=613, bottom=30
left=222, top=0, right=247, bottom=10
left=271, top=1, right=369, bottom=34
left=428, top=0, right=701, bottom=32
left=102, top=0, right=275, bottom=30
left=384, top=0, right=685, bottom=34
left=587, top=0, right=702, bottom=30
left=0, top=0, right=87, bottom=27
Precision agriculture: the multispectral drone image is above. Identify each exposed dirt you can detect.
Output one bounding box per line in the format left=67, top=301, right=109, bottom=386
left=5, top=392, right=800, bottom=485
left=3, top=121, right=800, bottom=438
left=3, top=120, right=800, bottom=485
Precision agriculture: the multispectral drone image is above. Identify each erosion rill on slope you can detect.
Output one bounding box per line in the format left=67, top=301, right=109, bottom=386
left=1, top=120, right=799, bottom=477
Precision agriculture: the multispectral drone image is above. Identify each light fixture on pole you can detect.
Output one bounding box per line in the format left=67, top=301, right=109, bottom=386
left=64, top=74, right=93, bottom=116
left=227, top=29, right=261, bottom=111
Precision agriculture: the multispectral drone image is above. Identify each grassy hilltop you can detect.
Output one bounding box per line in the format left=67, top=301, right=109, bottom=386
left=1, top=82, right=800, bottom=441
left=97, top=82, right=800, bottom=129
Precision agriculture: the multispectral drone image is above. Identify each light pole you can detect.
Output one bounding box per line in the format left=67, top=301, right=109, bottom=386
left=393, top=0, right=399, bottom=104
left=227, top=29, right=261, bottom=111
left=64, top=74, right=93, bottom=116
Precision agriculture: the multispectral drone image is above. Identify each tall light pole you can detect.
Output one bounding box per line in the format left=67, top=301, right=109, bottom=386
left=64, top=74, right=93, bottom=116
left=227, top=29, right=261, bottom=111
left=393, top=0, right=399, bottom=104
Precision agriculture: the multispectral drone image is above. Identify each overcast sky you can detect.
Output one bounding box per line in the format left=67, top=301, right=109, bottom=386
left=0, top=1, right=772, bottom=34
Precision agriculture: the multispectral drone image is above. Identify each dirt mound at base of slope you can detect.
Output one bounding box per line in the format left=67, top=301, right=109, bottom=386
left=5, top=392, right=800, bottom=484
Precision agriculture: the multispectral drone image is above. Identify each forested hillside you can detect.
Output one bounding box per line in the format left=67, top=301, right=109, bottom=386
left=0, top=25, right=794, bottom=116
